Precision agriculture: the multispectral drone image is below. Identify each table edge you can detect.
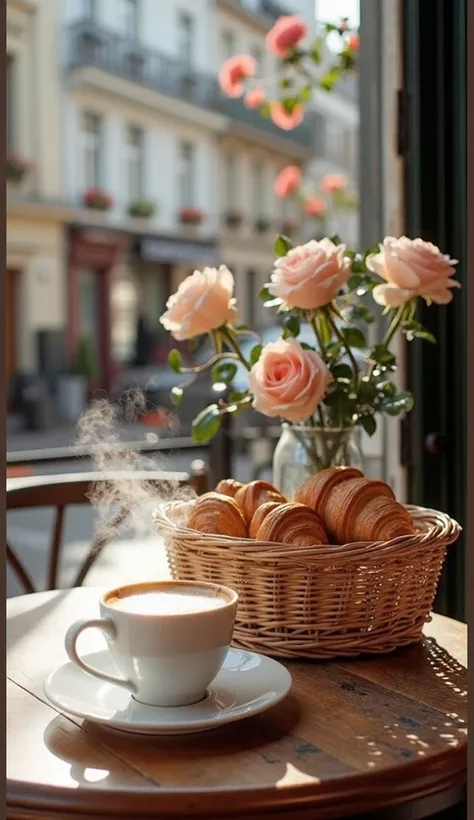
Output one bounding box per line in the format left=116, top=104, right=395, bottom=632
left=7, top=745, right=466, bottom=819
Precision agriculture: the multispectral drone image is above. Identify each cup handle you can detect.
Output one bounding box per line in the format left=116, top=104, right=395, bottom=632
left=65, top=617, right=137, bottom=695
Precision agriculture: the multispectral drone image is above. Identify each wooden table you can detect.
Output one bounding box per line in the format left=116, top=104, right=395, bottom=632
left=7, top=589, right=467, bottom=820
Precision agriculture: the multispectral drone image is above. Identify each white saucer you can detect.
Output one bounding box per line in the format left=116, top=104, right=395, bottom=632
left=43, top=648, right=292, bottom=735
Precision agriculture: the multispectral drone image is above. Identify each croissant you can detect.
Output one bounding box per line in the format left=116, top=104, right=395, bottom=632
left=235, top=480, right=286, bottom=523
left=294, top=467, right=365, bottom=511
left=249, top=501, right=282, bottom=539
left=296, top=468, right=414, bottom=543
left=188, top=492, right=248, bottom=538
left=256, top=502, right=328, bottom=547
left=215, top=479, right=244, bottom=498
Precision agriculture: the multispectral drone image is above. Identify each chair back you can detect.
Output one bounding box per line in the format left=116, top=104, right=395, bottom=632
left=7, top=461, right=208, bottom=593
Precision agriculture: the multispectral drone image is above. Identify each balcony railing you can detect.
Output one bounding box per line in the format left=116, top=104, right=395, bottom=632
left=216, top=95, right=315, bottom=149
left=66, top=21, right=315, bottom=151
left=66, top=22, right=218, bottom=110
left=233, top=0, right=289, bottom=22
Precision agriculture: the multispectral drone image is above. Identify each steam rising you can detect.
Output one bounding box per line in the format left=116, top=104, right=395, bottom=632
left=76, top=391, right=196, bottom=544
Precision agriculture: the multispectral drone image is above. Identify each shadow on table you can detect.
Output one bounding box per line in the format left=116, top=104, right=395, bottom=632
left=43, top=695, right=307, bottom=790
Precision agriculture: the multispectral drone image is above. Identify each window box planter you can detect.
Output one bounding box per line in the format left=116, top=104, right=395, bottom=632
left=6, top=153, right=31, bottom=183
left=255, top=216, right=270, bottom=233
left=224, top=210, right=243, bottom=228
left=179, top=207, right=205, bottom=226
left=128, top=198, right=156, bottom=218
left=83, top=188, right=114, bottom=212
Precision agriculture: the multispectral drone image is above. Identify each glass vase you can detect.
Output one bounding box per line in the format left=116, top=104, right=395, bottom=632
left=272, top=424, right=364, bottom=498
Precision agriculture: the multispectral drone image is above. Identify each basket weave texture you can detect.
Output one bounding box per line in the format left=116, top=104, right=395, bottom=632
left=154, top=503, right=460, bottom=660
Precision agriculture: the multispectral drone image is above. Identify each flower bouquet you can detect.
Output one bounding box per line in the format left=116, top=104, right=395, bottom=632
left=159, top=233, right=460, bottom=494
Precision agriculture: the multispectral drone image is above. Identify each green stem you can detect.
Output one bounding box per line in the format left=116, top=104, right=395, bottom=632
left=180, top=351, right=239, bottom=375
left=311, top=315, right=325, bottom=358
left=324, top=307, right=359, bottom=386
left=219, top=326, right=251, bottom=371
left=367, top=304, right=407, bottom=381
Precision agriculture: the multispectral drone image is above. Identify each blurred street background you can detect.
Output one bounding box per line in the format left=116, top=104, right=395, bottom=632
left=6, top=0, right=466, bottom=620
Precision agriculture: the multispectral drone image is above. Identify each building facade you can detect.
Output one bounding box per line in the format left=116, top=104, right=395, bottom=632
left=7, top=0, right=75, bottom=383
left=6, top=0, right=359, bottom=396
left=59, top=0, right=319, bottom=391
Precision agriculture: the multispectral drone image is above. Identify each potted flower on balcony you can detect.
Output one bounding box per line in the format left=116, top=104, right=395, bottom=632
left=280, top=218, right=298, bottom=237
left=128, top=198, right=156, bottom=218
left=255, top=216, right=270, bottom=234
left=83, top=187, right=114, bottom=212
left=179, top=207, right=205, bottom=226
left=225, top=210, right=243, bottom=229
left=6, top=152, right=31, bottom=183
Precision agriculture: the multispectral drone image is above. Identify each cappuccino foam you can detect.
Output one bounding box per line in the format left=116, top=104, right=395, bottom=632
left=108, top=590, right=226, bottom=616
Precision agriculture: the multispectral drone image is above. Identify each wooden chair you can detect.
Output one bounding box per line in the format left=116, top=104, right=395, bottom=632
left=6, top=461, right=208, bottom=594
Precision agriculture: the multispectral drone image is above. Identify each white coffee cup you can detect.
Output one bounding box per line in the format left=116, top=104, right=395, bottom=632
left=65, top=580, right=238, bottom=707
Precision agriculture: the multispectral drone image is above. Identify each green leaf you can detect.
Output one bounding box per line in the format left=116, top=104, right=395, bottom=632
left=311, top=39, right=322, bottom=63
left=300, top=342, right=315, bottom=351
left=369, top=344, right=396, bottom=367
left=329, top=233, right=342, bottom=246
left=359, top=415, right=377, bottom=436
left=250, top=344, right=262, bottom=365
left=227, top=389, right=250, bottom=403
left=170, top=386, right=183, bottom=406
left=274, top=234, right=293, bottom=256
left=279, top=77, right=292, bottom=89
left=325, top=340, right=343, bottom=359
left=380, top=390, right=415, bottom=417
left=299, top=84, right=312, bottom=103
left=259, top=102, right=271, bottom=119
left=325, top=22, right=339, bottom=33
left=342, top=326, right=366, bottom=349
left=283, top=314, right=300, bottom=338
left=211, top=361, right=238, bottom=385
left=191, top=405, right=221, bottom=443
left=168, top=349, right=182, bottom=373
left=357, top=378, right=378, bottom=404
left=282, top=96, right=299, bottom=114
left=331, top=363, right=353, bottom=382
left=320, top=68, right=341, bottom=92
left=402, top=321, right=436, bottom=343
left=259, top=286, right=271, bottom=301
left=379, top=381, right=397, bottom=397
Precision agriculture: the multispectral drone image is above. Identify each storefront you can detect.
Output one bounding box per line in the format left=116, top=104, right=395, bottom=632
left=67, top=226, right=132, bottom=393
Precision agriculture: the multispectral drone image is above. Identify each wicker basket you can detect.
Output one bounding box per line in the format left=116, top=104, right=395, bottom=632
left=153, top=502, right=460, bottom=660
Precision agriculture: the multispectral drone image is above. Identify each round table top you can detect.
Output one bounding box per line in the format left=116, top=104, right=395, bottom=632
left=7, top=588, right=467, bottom=820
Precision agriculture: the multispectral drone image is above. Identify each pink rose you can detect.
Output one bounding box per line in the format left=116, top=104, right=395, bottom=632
left=274, top=165, right=302, bottom=198
left=366, top=236, right=460, bottom=307
left=249, top=338, right=331, bottom=423
left=218, top=55, right=257, bottom=99
left=244, top=87, right=266, bottom=109
left=320, top=173, right=347, bottom=193
left=160, top=266, right=238, bottom=340
left=347, top=33, right=360, bottom=51
left=268, top=238, right=351, bottom=310
left=266, top=15, right=308, bottom=57
left=304, top=196, right=326, bottom=217
left=270, top=101, right=304, bottom=131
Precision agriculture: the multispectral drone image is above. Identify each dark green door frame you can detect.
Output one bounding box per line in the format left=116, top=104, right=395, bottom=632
left=402, top=0, right=467, bottom=620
